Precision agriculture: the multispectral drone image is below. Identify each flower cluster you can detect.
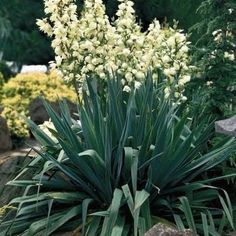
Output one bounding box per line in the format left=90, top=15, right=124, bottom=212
left=38, top=0, right=192, bottom=100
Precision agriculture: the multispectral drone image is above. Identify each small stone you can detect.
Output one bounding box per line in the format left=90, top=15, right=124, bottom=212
left=215, top=116, right=236, bottom=137
left=0, top=116, right=12, bottom=151
left=145, top=223, right=198, bottom=236
left=29, top=97, right=77, bottom=125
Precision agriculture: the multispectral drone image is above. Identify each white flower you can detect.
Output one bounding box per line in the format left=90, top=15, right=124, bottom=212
left=212, top=29, right=222, bottom=36
left=123, top=85, right=131, bottom=93
left=135, top=71, right=145, bottom=80
left=164, top=68, right=176, bottom=77
left=39, top=120, right=57, bottom=142
left=100, top=73, right=106, bottom=79
left=224, top=51, right=235, bottom=61
left=174, top=92, right=180, bottom=98
left=118, top=3, right=126, bottom=10
left=162, top=55, right=171, bottom=63
left=166, top=37, right=176, bottom=47
left=228, top=8, right=233, bottom=14
left=125, top=72, right=133, bottom=82
left=180, top=45, right=189, bottom=53
left=164, top=87, right=171, bottom=96
left=152, top=73, right=158, bottom=80
left=206, top=81, right=213, bottom=86
left=134, top=81, right=142, bottom=89
left=181, top=75, right=191, bottom=84
left=55, top=56, right=62, bottom=66
left=175, top=32, right=186, bottom=43
left=122, top=48, right=131, bottom=56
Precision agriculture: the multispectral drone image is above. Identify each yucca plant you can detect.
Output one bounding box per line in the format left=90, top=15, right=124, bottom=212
left=0, top=73, right=236, bottom=236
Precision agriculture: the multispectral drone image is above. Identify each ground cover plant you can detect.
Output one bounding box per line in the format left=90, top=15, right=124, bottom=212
left=0, top=74, right=236, bottom=235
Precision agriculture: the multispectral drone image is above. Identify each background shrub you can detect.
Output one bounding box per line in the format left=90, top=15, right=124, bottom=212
left=0, top=71, right=77, bottom=138
left=186, top=0, right=236, bottom=118
left=0, top=61, right=14, bottom=82
left=0, top=0, right=53, bottom=66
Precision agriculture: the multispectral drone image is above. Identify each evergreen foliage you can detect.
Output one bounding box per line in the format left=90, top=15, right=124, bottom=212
left=189, top=0, right=236, bottom=117
left=0, top=0, right=53, bottom=66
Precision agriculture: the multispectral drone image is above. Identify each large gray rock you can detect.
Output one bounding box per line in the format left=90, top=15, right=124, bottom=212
left=0, top=116, right=12, bottom=151
left=0, top=156, right=23, bottom=206
left=145, top=223, right=198, bottom=236
left=0, top=139, right=39, bottom=206
left=29, top=97, right=78, bottom=125
left=215, top=116, right=236, bottom=137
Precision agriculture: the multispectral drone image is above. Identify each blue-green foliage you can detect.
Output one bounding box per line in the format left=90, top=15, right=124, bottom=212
left=0, top=74, right=235, bottom=235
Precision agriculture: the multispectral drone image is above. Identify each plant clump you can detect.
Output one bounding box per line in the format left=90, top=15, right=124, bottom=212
left=0, top=75, right=235, bottom=235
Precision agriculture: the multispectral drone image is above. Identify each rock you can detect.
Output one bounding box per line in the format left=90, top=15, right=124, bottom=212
left=145, top=223, right=198, bottom=236
left=29, top=97, right=78, bottom=125
left=0, top=140, right=39, bottom=206
left=215, top=116, right=236, bottom=137
left=0, top=156, right=23, bottom=206
left=20, top=65, right=48, bottom=73
left=0, top=116, right=12, bottom=151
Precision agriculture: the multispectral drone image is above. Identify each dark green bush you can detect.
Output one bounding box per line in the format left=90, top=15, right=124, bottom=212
left=0, top=0, right=53, bottom=65
left=0, top=61, right=14, bottom=81
left=188, top=0, right=236, bottom=118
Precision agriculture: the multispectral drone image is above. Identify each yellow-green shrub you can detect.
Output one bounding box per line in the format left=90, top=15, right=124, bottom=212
left=0, top=71, right=77, bottom=138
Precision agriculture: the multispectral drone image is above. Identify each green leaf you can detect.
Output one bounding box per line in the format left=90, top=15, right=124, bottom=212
left=201, top=212, right=209, bottom=236
left=82, top=198, right=93, bottom=236
left=111, top=215, right=125, bottom=236
left=101, top=188, right=123, bottom=236
left=122, top=185, right=134, bottom=216
left=174, top=214, right=185, bottom=231
left=179, top=197, right=197, bottom=233
left=219, top=194, right=235, bottom=230
left=85, top=216, right=101, bottom=236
